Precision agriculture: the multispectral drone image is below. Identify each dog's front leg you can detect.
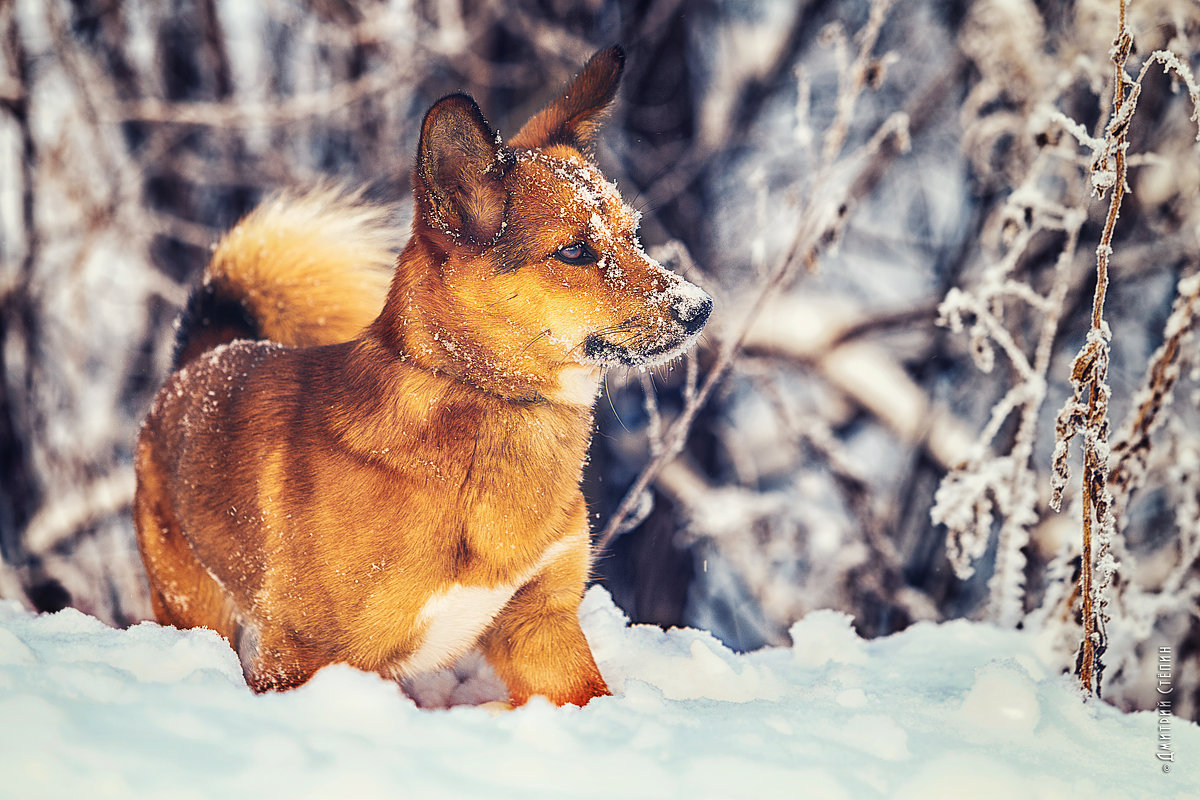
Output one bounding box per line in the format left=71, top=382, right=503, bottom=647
left=480, top=531, right=610, bottom=707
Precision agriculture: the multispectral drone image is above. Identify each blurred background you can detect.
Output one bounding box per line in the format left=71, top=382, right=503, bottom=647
left=2, top=0, right=1199, bottom=718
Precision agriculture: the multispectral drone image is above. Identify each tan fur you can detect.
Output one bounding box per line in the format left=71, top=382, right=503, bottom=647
left=207, top=186, right=396, bottom=347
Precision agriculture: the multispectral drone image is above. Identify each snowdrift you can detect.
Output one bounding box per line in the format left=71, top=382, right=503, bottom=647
left=0, top=588, right=1193, bottom=799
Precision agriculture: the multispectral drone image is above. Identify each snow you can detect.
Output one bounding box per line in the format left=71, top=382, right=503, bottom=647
left=1, top=588, right=1195, bottom=799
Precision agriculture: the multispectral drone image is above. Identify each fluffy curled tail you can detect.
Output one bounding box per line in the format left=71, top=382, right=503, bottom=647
left=173, top=187, right=397, bottom=368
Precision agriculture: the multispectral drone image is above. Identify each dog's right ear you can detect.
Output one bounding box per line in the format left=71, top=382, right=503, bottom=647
left=508, top=46, right=625, bottom=156
left=416, top=94, right=507, bottom=246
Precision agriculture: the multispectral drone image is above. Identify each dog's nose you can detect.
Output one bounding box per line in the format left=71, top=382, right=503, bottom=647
left=670, top=291, right=713, bottom=334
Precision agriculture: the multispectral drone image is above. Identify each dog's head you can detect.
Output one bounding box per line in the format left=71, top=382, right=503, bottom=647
left=405, top=47, right=712, bottom=404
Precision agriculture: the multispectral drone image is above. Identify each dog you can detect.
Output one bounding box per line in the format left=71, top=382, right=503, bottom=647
left=134, top=46, right=712, bottom=706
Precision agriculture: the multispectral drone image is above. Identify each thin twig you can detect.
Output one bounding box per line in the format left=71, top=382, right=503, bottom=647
left=1075, top=0, right=1131, bottom=697
left=596, top=0, right=907, bottom=551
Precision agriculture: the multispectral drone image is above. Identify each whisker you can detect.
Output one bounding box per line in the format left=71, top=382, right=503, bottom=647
left=565, top=320, right=642, bottom=358
left=520, top=330, right=550, bottom=353
left=613, top=330, right=650, bottom=348
left=631, top=164, right=672, bottom=215
left=566, top=338, right=589, bottom=358
left=591, top=322, right=637, bottom=336
left=640, top=371, right=663, bottom=455
left=604, top=370, right=628, bottom=432
left=486, top=292, right=519, bottom=307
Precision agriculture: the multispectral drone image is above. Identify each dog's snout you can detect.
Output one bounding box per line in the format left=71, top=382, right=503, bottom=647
left=670, top=291, right=713, bottom=334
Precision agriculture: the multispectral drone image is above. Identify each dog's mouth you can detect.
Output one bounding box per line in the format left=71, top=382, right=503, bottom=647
left=582, top=289, right=713, bottom=368
left=583, top=330, right=700, bottom=367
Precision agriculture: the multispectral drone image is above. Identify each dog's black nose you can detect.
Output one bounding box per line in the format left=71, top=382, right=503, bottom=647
left=670, top=291, right=713, bottom=334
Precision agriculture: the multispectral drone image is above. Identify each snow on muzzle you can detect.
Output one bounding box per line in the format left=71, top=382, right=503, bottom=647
left=584, top=277, right=713, bottom=368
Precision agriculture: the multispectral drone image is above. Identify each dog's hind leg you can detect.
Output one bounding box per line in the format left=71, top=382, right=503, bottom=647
left=133, top=439, right=238, bottom=642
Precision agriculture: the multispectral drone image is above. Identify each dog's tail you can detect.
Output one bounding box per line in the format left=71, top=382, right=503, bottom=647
left=173, top=187, right=397, bottom=369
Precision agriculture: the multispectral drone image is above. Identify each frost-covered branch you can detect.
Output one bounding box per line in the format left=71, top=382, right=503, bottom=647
left=1109, top=271, right=1200, bottom=514
left=596, top=0, right=909, bottom=552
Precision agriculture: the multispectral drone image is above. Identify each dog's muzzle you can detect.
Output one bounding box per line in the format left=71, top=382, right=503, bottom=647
left=584, top=284, right=713, bottom=367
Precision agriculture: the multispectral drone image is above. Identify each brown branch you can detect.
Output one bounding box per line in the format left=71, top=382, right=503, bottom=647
left=1076, top=0, right=1131, bottom=698
left=596, top=0, right=911, bottom=552
left=110, top=69, right=398, bottom=127
left=1109, top=268, right=1200, bottom=511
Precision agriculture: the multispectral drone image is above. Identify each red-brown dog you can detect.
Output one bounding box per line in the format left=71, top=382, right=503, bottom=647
left=135, top=47, right=711, bottom=706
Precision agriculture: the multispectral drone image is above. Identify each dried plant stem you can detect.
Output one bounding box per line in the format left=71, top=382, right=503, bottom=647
left=111, top=69, right=399, bottom=127
left=595, top=0, right=904, bottom=552
left=1075, top=0, right=1130, bottom=697
left=989, top=215, right=1081, bottom=623
left=595, top=107, right=909, bottom=552
left=1110, top=271, right=1200, bottom=511
left=1077, top=383, right=1102, bottom=694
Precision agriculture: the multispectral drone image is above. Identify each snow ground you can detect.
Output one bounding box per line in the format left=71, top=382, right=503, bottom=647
left=0, top=587, right=1194, bottom=800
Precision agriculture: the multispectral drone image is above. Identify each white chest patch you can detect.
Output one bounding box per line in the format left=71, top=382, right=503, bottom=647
left=395, top=533, right=584, bottom=677
left=400, top=582, right=519, bottom=676
left=550, top=365, right=602, bottom=406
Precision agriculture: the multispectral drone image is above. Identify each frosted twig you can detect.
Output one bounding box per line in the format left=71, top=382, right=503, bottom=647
left=596, top=2, right=904, bottom=552
left=933, top=2, right=1089, bottom=621
left=1109, top=271, right=1200, bottom=518
left=1063, top=0, right=1134, bottom=698
left=111, top=69, right=399, bottom=127
left=24, top=468, right=136, bottom=554
left=1137, top=50, right=1200, bottom=140
left=641, top=372, right=665, bottom=459
left=937, top=288, right=1035, bottom=380
left=822, top=0, right=896, bottom=163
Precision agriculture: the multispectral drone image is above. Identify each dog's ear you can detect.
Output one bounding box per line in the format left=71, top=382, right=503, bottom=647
left=416, top=93, right=507, bottom=245
left=509, top=46, right=625, bottom=156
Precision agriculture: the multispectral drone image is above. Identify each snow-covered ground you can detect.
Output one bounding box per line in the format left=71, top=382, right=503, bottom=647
left=0, top=587, right=1194, bottom=799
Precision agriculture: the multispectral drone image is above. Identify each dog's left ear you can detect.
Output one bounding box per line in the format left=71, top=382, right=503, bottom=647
left=509, top=46, right=625, bottom=156
left=417, top=93, right=507, bottom=245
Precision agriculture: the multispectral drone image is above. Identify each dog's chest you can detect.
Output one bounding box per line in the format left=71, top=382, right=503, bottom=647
left=393, top=533, right=581, bottom=677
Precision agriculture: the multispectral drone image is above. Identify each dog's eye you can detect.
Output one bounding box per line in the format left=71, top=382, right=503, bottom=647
left=555, top=242, right=597, bottom=266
